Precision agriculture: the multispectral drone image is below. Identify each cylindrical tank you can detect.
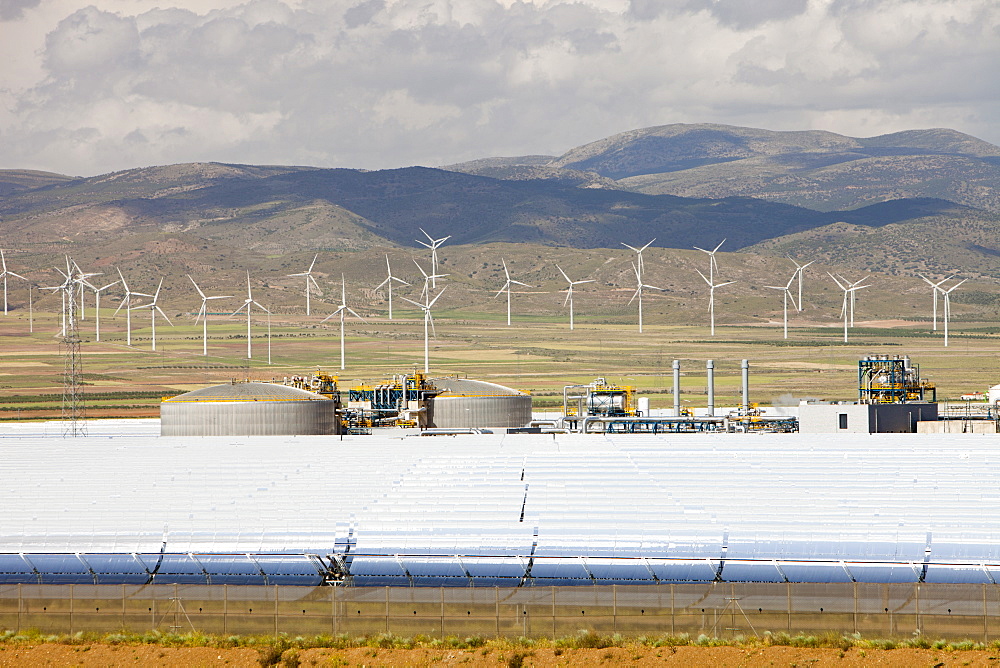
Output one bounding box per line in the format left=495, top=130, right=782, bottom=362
left=160, top=382, right=338, bottom=436
left=428, top=378, right=532, bottom=429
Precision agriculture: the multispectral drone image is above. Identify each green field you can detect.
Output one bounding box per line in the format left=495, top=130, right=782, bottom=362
left=1, top=302, right=997, bottom=419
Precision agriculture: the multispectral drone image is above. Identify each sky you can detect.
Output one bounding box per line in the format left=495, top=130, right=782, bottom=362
left=0, top=0, right=998, bottom=177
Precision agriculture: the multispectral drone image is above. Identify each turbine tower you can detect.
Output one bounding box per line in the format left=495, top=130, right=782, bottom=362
left=918, top=274, right=953, bottom=331
left=189, top=275, right=232, bottom=356
left=696, top=269, right=735, bottom=336
left=788, top=257, right=815, bottom=312
left=556, top=265, right=594, bottom=331
left=114, top=268, right=151, bottom=347
left=941, top=279, right=967, bottom=347
left=376, top=255, right=409, bottom=320
left=131, top=278, right=172, bottom=351
left=494, top=258, right=533, bottom=326
left=829, top=273, right=869, bottom=343
left=416, top=228, right=451, bottom=289
left=401, top=288, right=446, bottom=373
left=90, top=279, right=120, bottom=342
left=764, top=273, right=798, bottom=339
left=287, top=254, right=323, bottom=316
left=231, top=271, right=269, bottom=360
left=693, top=239, right=726, bottom=284
left=0, top=249, right=27, bottom=315
left=321, top=275, right=365, bottom=371
left=629, top=262, right=664, bottom=334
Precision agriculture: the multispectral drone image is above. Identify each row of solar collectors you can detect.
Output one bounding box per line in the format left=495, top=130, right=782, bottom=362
left=347, top=555, right=1000, bottom=586
left=0, top=553, right=329, bottom=585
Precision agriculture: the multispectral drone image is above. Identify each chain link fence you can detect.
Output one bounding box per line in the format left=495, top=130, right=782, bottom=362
left=2, top=583, right=1000, bottom=639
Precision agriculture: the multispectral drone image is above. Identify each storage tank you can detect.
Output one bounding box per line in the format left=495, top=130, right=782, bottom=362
left=161, top=382, right=338, bottom=436
left=428, top=378, right=531, bottom=429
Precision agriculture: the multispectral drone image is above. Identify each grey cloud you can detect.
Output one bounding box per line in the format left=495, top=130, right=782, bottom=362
left=709, top=0, right=809, bottom=30
left=0, top=0, right=40, bottom=21
left=344, top=0, right=384, bottom=29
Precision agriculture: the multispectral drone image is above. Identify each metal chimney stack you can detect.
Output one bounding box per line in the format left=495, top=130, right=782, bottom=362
left=706, top=359, right=715, bottom=417
left=741, top=359, right=750, bottom=414
left=673, top=360, right=681, bottom=417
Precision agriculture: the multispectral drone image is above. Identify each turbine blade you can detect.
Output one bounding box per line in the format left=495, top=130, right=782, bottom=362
left=628, top=287, right=641, bottom=306
left=427, top=287, right=446, bottom=308
left=427, top=311, right=437, bottom=339
left=399, top=296, right=423, bottom=308
left=556, top=265, right=571, bottom=283
left=639, top=238, right=656, bottom=251
left=188, top=275, right=206, bottom=299
left=155, top=305, right=173, bottom=327
left=412, top=259, right=429, bottom=278
left=712, top=239, right=726, bottom=253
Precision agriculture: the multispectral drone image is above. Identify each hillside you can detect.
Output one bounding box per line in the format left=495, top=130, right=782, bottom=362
left=447, top=124, right=1000, bottom=214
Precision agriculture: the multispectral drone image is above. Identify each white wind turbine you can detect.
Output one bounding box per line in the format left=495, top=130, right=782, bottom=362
left=416, top=228, right=451, bottom=289
left=114, top=268, right=151, bottom=347
left=287, top=254, right=323, bottom=316
left=494, top=258, right=533, bottom=326
left=622, top=239, right=656, bottom=277
left=629, top=262, right=664, bottom=333
left=941, top=279, right=967, bottom=347
left=696, top=269, right=735, bottom=336
left=694, top=239, right=727, bottom=284
left=376, top=255, right=409, bottom=319
left=829, top=273, right=869, bottom=343
left=788, top=257, right=815, bottom=312
left=918, top=274, right=953, bottom=331
left=231, top=271, right=269, bottom=360
left=70, top=258, right=100, bottom=320
left=131, top=278, right=172, bottom=351
left=189, top=275, right=233, bottom=356
left=401, top=287, right=446, bottom=373
left=321, top=275, right=365, bottom=371
left=556, top=265, right=594, bottom=331
left=412, top=259, right=448, bottom=302
left=764, top=273, right=798, bottom=339
left=41, top=258, right=75, bottom=337
left=0, top=249, right=27, bottom=315
left=90, top=279, right=120, bottom=342
left=836, top=274, right=869, bottom=326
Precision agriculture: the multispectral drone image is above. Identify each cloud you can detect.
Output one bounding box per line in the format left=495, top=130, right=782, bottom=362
left=1, top=0, right=998, bottom=175
left=0, top=0, right=40, bottom=21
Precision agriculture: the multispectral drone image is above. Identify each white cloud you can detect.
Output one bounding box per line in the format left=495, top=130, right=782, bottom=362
left=0, top=0, right=998, bottom=175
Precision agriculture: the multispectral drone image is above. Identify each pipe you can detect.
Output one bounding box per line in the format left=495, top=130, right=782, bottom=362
left=741, top=359, right=749, bottom=415
left=707, top=359, right=715, bottom=417
left=673, top=360, right=681, bottom=417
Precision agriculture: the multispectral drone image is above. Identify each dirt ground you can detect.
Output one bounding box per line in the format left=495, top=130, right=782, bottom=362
left=2, top=644, right=1000, bottom=667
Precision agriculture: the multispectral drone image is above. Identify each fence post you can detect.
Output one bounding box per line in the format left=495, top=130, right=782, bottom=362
left=223, top=585, right=228, bottom=635
left=670, top=584, right=675, bottom=636
left=552, top=587, right=556, bottom=639
left=495, top=587, right=499, bottom=637
left=440, top=586, right=445, bottom=638
left=69, top=583, right=74, bottom=635
left=16, top=583, right=21, bottom=633
left=853, top=582, right=858, bottom=635
left=985, top=584, right=989, bottom=644
left=786, top=582, right=792, bottom=633
left=122, top=583, right=126, bottom=630
left=274, top=585, right=279, bottom=636
left=331, top=586, right=337, bottom=636
left=613, top=584, right=617, bottom=635
left=385, top=586, right=389, bottom=633
left=914, top=583, right=920, bottom=636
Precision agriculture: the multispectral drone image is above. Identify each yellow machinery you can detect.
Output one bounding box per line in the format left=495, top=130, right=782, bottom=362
left=565, top=378, right=636, bottom=418
left=347, top=372, right=439, bottom=429
left=858, top=355, right=936, bottom=404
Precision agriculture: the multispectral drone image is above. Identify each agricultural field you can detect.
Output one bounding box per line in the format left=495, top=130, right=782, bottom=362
left=1, top=303, right=998, bottom=420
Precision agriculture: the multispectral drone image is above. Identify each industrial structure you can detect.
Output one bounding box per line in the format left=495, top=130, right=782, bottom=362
left=858, top=354, right=936, bottom=403
left=160, top=381, right=339, bottom=436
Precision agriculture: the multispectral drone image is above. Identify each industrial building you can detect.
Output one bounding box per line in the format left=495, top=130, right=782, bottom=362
left=3, top=426, right=1000, bottom=587
left=160, top=381, right=339, bottom=436
left=428, top=377, right=532, bottom=429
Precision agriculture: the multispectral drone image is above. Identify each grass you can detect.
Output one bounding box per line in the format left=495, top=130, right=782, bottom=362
left=1, top=628, right=998, bottom=653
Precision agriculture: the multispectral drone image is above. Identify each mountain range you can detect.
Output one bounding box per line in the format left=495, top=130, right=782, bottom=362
left=2, top=123, right=999, bottom=285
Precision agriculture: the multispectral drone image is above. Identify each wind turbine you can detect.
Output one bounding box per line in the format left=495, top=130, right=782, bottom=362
left=113, top=268, right=151, bottom=346
left=696, top=269, right=735, bottom=336
left=416, top=228, right=451, bottom=289
left=70, top=258, right=100, bottom=320
left=131, top=278, right=172, bottom=351
left=622, top=239, right=656, bottom=277
left=494, top=258, right=533, bottom=326
left=693, top=239, right=726, bottom=284
left=829, top=273, right=869, bottom=343
left=231, top=271, right=269, bottom=360
left=401, top=287, right=446, bottom=373
left=90, top=279, right=120, bottom=342
left=918, top=274, right=953, bottom=331
left=0, top=249, right=27, bottom=315
left=941, top=279, right=967, bottom=347
left=788, top=257, right=815, bottom=312
left=412, top=259, right=448, bottom=302
left=41, top=258, right=75, bottom=337
left=376, top=255, right=409, bottom=320
left=629, top=262, right=664, bottom=333
left=321, top=275, right=365, bottom=371
left=764, top=273, right=798, bottom=339
left=836, top=274, right=869, bottom=326
left=287, top=254, right=323, bottom=316
left=189, top=275, right=232, bottom=356
left=556, top=265, right=594, bottom=331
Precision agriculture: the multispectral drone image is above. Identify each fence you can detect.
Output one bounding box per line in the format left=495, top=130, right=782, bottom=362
left=3, top=582, right=1000, bottom=640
